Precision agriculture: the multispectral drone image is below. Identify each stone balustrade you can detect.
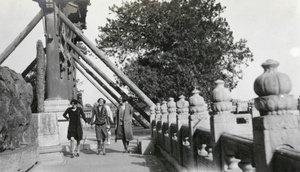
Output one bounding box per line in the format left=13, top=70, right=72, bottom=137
left=150, top=59, right=300, bottom=172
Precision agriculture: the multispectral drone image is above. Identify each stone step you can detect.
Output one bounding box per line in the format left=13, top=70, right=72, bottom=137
left=39, top=144, right=62, bottom=154
left=62, top=143, right=98, bottom=152
left=39, top=152, right=65, bottom=165
left=39, top=145, right=64, bottom=165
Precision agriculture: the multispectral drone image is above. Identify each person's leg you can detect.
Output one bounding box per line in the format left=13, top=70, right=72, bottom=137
left=97, top=140, right=101, bottom=154
left=126, top=140, right=130, bottom=153
left=102, top=138, right=106, bottom=155
left=122, top=138, right=128, bottom=152
left=75, top=140, right=81, bottom=157
left=107, top=130, right=111, bottom=145
left=95, top=125, right=102, bottom=155
left=70, top=137, right=76, bottom=158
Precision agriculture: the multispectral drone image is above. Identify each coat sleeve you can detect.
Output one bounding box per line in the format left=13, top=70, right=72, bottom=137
left=116, top=108, right=120, bottom=126
left=63, top=108, right=69, bottom=120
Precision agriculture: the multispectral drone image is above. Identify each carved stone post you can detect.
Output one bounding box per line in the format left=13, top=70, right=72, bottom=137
left=168, top=97, right=177, bottom=124
left=188, top=88, right=210, bottom=171
left=253, top=59, right=300, bottom=172
left=155, top=102, right=162, bottom=128
left=150, top=105, right=156, bottom=139
left=176, top=95, right=189, bottom=165
left=167, top=97, right=176, bottom=153
left=160, top=100, right=168, bottom=151
left=161, top=100, right=168, bottom=124
left=210, top=80, right=236, bottom=172
left=155, top=103, right=162, bottom=146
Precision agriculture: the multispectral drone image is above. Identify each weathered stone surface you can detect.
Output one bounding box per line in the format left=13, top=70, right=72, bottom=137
left=0, top=66, right=33, bottom=152
left=0, top=143, right=38, bottom=172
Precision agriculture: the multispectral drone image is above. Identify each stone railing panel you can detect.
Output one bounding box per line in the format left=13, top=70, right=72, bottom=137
left=221, top=133, right=255, bottom=172
left=273, top=147, right=300, bottom=172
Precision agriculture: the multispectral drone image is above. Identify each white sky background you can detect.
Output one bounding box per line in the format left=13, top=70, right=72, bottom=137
left=1, top=0, right=300, bottom=105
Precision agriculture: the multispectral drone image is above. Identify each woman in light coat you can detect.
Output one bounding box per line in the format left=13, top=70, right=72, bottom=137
left=115, top=97, right=133, bottom=153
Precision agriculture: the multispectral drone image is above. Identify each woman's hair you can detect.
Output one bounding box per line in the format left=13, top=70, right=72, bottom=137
left=97, top=98, right=106, bottom=104
left=70, top=99, right=78, bottom=105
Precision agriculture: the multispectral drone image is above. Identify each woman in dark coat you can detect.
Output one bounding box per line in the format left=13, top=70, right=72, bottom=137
left=115, top=97, right=134, bottom=153
left=63, top=99, right=87, bottom=158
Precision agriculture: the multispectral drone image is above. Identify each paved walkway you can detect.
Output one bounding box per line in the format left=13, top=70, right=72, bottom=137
left=32, top=124, right=177, bottom=172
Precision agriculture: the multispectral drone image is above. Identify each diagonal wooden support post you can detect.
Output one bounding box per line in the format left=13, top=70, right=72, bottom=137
left=76, top=65, right=119, bottom=107
left=72, top=53, right=149, bottom=128
left=57, top=8, right=155, bottom=109
left=68, top=39, right=150, bottom=123
left=0, top=10, right=43, bottom=65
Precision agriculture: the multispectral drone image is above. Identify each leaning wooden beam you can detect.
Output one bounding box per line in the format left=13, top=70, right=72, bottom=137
left=0, top=10, right=43, bottom=65
left=21, top=58, right=37, bottom=78
left=73, top=55, right=149, bottom=128
left=72, top=53, right=119, bottom=101
left=58, top=9, right=155, bottom=108
left=68, top=39, right=150, bottom=123
left=76, top=65, right=119, bottom=107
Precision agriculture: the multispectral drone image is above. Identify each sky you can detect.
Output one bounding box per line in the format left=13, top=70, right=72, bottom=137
left=1, top=0, right=300, bottom=105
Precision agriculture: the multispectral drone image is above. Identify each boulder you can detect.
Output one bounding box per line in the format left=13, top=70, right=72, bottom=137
left=0, top=66, right=33, bottom=152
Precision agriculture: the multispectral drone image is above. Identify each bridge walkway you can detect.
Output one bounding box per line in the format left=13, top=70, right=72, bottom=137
left=31, top=125, right=177, bottom=172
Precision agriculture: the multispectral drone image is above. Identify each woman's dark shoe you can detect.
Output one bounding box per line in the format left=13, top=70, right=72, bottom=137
left=75, top=153, right=80, bottom=157
left=71, top=154, right=75, bottom=158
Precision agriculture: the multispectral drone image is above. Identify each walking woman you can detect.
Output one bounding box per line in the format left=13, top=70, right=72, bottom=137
left=91, top=98, right=110, bottom=155
left=63, top=99, right=87, bottom=158
left=115, top=97, right=134, bottom=153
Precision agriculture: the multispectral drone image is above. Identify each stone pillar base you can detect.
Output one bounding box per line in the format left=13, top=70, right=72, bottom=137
left=253, top=114, right=300, bottom=172
left=44, top=99, right=71, bottom=144
left=36, top=112, right=64, bottom=164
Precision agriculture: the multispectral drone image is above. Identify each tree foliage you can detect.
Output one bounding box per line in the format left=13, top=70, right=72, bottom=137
left=97, top=0, right=253, bottom=102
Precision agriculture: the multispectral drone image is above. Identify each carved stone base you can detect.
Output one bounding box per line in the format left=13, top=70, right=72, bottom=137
left=254, top=94, right=297, bottom=116
left=36, top=112, right=63, bottom=164
left=43, top=99, right=71, bottom=144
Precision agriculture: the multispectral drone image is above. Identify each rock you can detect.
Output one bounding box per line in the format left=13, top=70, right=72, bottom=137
left=0, top=66, right=33, bottom=152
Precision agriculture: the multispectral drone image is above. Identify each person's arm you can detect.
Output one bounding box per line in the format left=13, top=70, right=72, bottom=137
left=103, top=106, right=110, bottom=127
left=91, top=106, right=95, bottom=125
left=80, top=107, right=87, bottom=123
left=116, top=108, right=120, bottom=127
left=106, top=106, right=114, bottom=123
left=63, top=108, right=69, bottom=120
left=128, top=103, right=134, bottom=122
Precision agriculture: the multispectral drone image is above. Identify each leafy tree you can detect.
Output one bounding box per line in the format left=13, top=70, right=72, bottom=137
left=97, top=0, right=253, bottom=103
